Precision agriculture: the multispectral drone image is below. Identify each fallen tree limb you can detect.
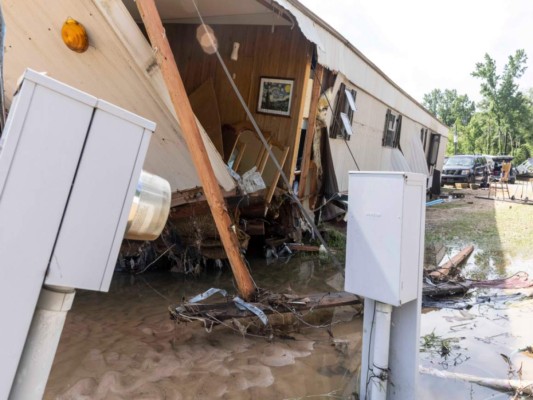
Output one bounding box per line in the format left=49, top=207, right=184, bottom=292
left=428, top=245, right=474, bottom=280
left=420, top=366, right=533, bottom=396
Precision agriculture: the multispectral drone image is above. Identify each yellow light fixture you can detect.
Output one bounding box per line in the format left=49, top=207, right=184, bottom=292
left=61, top=17, right=89, bottom=53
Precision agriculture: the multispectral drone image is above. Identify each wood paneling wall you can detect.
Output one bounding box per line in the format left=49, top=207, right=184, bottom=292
left=165, top=23, right=312, bottom=181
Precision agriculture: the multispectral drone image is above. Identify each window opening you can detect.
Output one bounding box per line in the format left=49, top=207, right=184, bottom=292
left=330, top=83, right=357, bottom=139
left=382, top=109, right=402, bottom=148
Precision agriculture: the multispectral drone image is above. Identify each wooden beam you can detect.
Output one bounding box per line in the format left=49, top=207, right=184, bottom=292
left=298, top=64, right=324, bottom=198
left=136, top=0, right=256, bottom=300
left=288, top=55, right=312, bottom=184
left=428, top=245, right=474, bottom=280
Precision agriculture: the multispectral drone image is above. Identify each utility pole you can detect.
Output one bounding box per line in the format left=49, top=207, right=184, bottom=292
left=454, top=124, right=458, bottom=155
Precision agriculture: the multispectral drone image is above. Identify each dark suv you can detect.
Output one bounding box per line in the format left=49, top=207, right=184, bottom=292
left=441, top=155, right=489, bottom=186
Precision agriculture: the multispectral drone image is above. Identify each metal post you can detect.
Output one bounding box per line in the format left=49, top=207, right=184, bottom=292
left=369, top=302, right=393, bottom=400
left=9, top=286, right=75, bottom=400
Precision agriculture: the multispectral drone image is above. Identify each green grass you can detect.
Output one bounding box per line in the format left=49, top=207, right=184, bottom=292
left=425, top=201, right=533, bottom=275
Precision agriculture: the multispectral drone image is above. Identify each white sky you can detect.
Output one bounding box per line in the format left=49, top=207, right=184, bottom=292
left=299, top=0, right=533, bottom=104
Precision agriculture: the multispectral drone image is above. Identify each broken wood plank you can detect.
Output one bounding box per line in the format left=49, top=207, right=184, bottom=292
left=286, top=243, right=321, bottom=252
left=263, top=143, right=290, bottom=206
left=137, top=0, right=256, bottom=300
left=171, top=187, right=238, bottom=208
left=420, top=366, right=533, bottom=396
left=422, top=281, right=472, bottom=297
left=428, top=245, right=474, bottom=280
left=171, top=291, right=361, bottom=323
left=298, top=64, right=324, bottom=199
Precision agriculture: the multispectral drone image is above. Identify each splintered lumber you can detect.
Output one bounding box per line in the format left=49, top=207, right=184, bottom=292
left=136, top=0, right=256, bottom=300
left=171, top=291, right=360, bottom=323
left=420, top=367, right=533, bottom=396
left=429, top=245, right=474, bottom=279
left=286, top=243, right=322, bottom=252
left=422, top=281, right=472, bottom=297
left=298, top=65, right=324, bottom=199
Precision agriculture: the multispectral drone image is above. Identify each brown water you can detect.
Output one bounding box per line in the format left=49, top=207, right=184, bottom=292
left=44, top=257, right=362, bottom=399
left=44, top=254, right=533, bottom=399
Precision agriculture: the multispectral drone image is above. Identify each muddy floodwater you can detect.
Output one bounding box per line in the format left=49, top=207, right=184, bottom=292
left=44, top=258, right=361, bottom=400
left=45, top=252, right=533, bottom=399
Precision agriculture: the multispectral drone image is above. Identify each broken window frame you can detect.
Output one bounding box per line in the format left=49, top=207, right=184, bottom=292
left=382, top=109, right=402, bottom=148
left=427, top=132, right=441, bottom=167
left=420, top=128, right=428, bottom=151
left=329, top=83, right=357, bottom=140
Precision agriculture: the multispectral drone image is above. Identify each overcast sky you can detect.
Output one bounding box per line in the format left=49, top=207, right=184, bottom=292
left=299, top=0, right=533, bottom=104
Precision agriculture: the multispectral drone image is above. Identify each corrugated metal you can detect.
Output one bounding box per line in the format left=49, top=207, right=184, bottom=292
left=382, top=148, right=412, bottom=173
left=273, top=0, right=449, bottom=137
left=404, top=132, right=430, bottom=177
left=3, top=0, right=235, bottom=192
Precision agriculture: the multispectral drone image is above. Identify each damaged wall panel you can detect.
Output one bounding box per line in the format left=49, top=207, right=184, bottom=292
left=165, top=23, right=312, bottom=181
left=3, top=0, right=235, bottom=192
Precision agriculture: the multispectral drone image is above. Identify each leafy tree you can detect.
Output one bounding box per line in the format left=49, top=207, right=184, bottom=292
left=423, top=89, right=476, bottom=127
left=472, top=49, right=531, bottom=156
left=425, top=50, right=532, bottom=164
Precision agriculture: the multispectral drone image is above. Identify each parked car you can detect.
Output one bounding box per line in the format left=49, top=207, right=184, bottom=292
left=491, top=156, right=516, bottom=184
left=516, top=157, right=533, bottom=178
left=441, top=155, right=489, bottom=186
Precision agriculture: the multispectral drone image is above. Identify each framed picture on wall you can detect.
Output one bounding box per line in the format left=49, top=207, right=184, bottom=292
left=257, top=77, right=294, bottom=117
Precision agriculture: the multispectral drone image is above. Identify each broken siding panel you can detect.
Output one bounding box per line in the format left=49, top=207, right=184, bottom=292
left=401, top=119, right=430, bottom=177
left=168, top=23, right=311, bottom=181
left=3, top=0, right=235, bottom=192
left=435, top=134, right=449, bottom=171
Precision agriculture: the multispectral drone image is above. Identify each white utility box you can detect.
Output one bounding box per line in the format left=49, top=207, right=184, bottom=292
left=0, top=70, right=155, bottom=399
left=344, top=172, right=426, bottom=306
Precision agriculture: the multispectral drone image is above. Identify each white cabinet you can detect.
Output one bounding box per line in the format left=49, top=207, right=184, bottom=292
left=344, top=172, right=426, bottom=306
left=0, top=70, right=155, bottom=398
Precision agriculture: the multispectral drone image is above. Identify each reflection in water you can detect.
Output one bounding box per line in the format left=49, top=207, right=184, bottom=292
left=419, top=297, right=533, bottom=399
left=44, top=252, right=533, bottom=399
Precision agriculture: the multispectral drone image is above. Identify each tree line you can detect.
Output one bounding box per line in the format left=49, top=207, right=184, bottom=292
left=423, top=49, right=533, bottom=165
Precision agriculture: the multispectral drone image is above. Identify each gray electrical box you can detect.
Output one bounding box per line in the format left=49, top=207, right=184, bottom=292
left=344, top=171, right=426, bottom=306
left=0, top=70, right=155, bottom=398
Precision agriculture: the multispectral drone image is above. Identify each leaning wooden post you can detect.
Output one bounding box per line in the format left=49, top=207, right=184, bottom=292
left=298, top=64, right=323, bottom=199
left=136, top=0, right=256, bottom=300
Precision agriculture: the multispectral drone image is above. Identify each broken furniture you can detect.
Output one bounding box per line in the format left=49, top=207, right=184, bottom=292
left=488, top=161, right=511, bottom=199
left=223, top=122, right=271, bottom=175
left=223, top=121, right=290, bottom=209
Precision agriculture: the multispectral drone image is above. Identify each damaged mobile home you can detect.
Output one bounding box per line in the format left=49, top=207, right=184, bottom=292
left=3, top=0, right=448, bottom=269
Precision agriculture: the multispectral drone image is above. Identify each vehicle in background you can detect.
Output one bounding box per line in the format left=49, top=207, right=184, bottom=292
left=516, top=157, right=533, bottom=178
left=492, top=156, right=516, bottom=184
left=483, top=155, right=495, bottom=175
left=441, top=155, right=489, bottom=186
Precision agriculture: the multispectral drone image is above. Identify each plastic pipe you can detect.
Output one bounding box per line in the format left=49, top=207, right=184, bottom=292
left=370, top=302, right=393, bottom=400
left=426, top=199, right=445, bottom=206
left=9, top=286, right=75, bottom=400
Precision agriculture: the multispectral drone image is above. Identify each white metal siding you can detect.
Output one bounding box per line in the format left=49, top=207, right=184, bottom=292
left=3, top=0, right=235, bottom=193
